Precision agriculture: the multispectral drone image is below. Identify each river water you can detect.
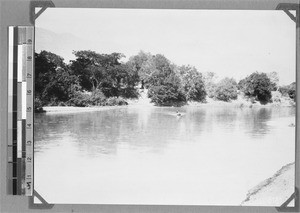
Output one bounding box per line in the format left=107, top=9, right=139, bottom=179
left=34, top=106, right=295, bottom=205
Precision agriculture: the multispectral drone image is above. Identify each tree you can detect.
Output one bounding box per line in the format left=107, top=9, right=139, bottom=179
left=214, top=77, right=238, bottom=102
left=70, top=50, right=123, bottom=91
left=148, top=72, right=186, bottom=106
left=146, top=54, right=186, bottom=106
left=101, top=64, right=139, bottom=98
left=35, top=51, right=79, bottom=105
left=35, top=51, right=64, bottom=98
left=176, top=65, right=206, bottom=102
left=267, top=71, right=279, bottom=91
left=203, top=72, right=218, bottom=98
left=239, top=72, right=272, bottom=104
left=288, top=82, right=296, bottom=101
left=279, top=82, right=296, bottom=101
left=147, top=54, right=173, bottom=86
left=70, top=50, right=139, bottom=98
left=127, top=51, right=154, bottom=88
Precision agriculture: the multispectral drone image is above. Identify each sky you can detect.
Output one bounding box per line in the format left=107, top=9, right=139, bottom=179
left=35, top=8, right=296, bottom=85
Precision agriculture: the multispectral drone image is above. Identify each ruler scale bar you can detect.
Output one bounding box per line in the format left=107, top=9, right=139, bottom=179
left=26, top=26, right=34, bottom=196
left=22, top=45, right=27, bottom=81
left=8, top=26, right=34, bottom=196
left=7, top=27, right=14, bottom=195
left=12, top=27, right=18, bottom=196
left=17, top=121, right=22, bottom=158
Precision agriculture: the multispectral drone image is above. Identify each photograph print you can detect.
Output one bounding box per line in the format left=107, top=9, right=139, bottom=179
left=34, top=8, right=296, bottom=206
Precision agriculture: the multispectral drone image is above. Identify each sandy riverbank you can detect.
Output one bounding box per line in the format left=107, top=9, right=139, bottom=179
left=42, top=105, right=130, bottom=114
left=41, top=101, right=295, bottom=114
left=241, top=162, right=295, bottom=207
left=40, top=90, right=295, bottom=113
left=188, top=95, right=295, bottom=108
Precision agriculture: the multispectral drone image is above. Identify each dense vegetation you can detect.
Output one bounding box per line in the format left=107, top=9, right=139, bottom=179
left=238, top=72, right=273, bottom=104
left=35, top=50, right=295, bottom=112
left=214, top=78, right=238, bottom=102
left=35, top=50, right=138, bottom=110
left=279, top=82, right=296, bottom=101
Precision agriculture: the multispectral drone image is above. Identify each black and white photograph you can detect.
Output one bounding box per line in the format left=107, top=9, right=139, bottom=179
left=33, top=8, right=296, bottom=206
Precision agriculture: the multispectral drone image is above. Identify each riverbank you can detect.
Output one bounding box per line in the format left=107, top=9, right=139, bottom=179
left=241, top=162, right=295, bottom=206
left=40, top=90, right=295, bottom=113
left=189, top=91, right=295, bottom=108
left=41, top=98, right=295, bottom=113
left=42, top=105, right=129, bottom=114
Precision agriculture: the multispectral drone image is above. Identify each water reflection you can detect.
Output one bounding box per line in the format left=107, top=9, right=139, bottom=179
left=35, top=106, right=295, bottom=155
left=34, top=106, right=295, bottom=205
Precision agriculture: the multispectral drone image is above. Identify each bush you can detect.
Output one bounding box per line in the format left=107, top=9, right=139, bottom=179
left=148, top=84, right=186, bottom=106
left=271, top=91, right=282, bottom=103
left=146, top=65, right=187, bottom=106
left=239, top=72, right=272, bottom=104
left=214, top=78, right=238, bottom=102
left=289, top=89, right=296, bottom=101
left=68, top=91, right=91, bottom=107
left=279, top=82, right=296, bottom=101
left=104, top=97, right=128, bottom=106
left=278, top=86, right=289, bottom=96
left=120, top=87, right=139, bottom=99
left=206, top=83, right=217, bottom=98
left=90, top=89, right=107, bottom=106
left=62, top=90, right=130, bottom=107
left=177, top=65, right=206, bottom=102
left=34, top=97, right=45, bottom=113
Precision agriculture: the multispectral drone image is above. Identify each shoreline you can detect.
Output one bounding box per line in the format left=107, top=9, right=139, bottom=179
left=41, top=105, right=130, bottom=114
left=40, top=101, right=295, bottom=114
left=39, top=90, right=295, bottom=113
left=241, top=162, right=295, bottom=206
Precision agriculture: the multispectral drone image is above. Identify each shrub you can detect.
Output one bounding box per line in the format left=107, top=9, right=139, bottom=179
left=288, top=82, right=296, bottom=101
left=120, top=87, right=139, bottom=99
left=271, top=91, right=282, bottom=103
left=177, top=65, right=206, bottom=102
left=147, top=67, right=187, bottom=106
left=239, top=72, right=272, bottom=104
left=206, top=83, right=217, bottom=98
left=68, top=91, right=91, bottom=107
left=214, top=78, right=238, bottom=102
left=279, top=82, right=295, bottom=101
left=288, top=89, right=296, bottom=101
left=278, top=86, right=289, bottom=96
left=104, top=97, right=128, bottom=106
left=34, top=97, right=45, bottom=113
left=90, top=89, right=107, bottom=106
left=148, top=84, right=186, bottom=106
left=202, top=72, right=218, bottom=99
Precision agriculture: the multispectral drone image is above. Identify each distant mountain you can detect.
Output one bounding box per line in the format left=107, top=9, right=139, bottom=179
left=35, top=28, right=94, bottom=63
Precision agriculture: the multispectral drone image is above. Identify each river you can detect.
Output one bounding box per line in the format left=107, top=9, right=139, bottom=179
left=34, top=106, right=295, bottom=205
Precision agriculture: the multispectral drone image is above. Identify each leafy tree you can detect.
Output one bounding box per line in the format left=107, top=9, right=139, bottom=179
left=70, top=50, right=123, bottom=91
left=35, top=51, right=79, bottom=106
left=127, top=51, right=154, bottom=88
left=288, top=82, right=296, bottom=101
left=279, top=82, right=296, bottom=101
left=101, top=64, right=139, bottom=98
left=70, top=50, right=139, bottom=98
left=239, top=72, right=272, bottom=104
left=176, top=65, right=206, bottom=102
left=214, top=77, right=238, bottom=102
left=203, top=72, right=218, bottom=98
left=146, top=54, right=173, bottom=86
left=35, top=51, right=63, bottom=98
left=148, top=72, right=186, bottom=106
left=146, top=54, right=186, bottom=106
left=267, top=71, right=279, bottom=91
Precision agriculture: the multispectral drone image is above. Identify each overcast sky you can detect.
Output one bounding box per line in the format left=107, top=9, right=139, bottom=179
left=36, top=8, right=296, bottom=85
